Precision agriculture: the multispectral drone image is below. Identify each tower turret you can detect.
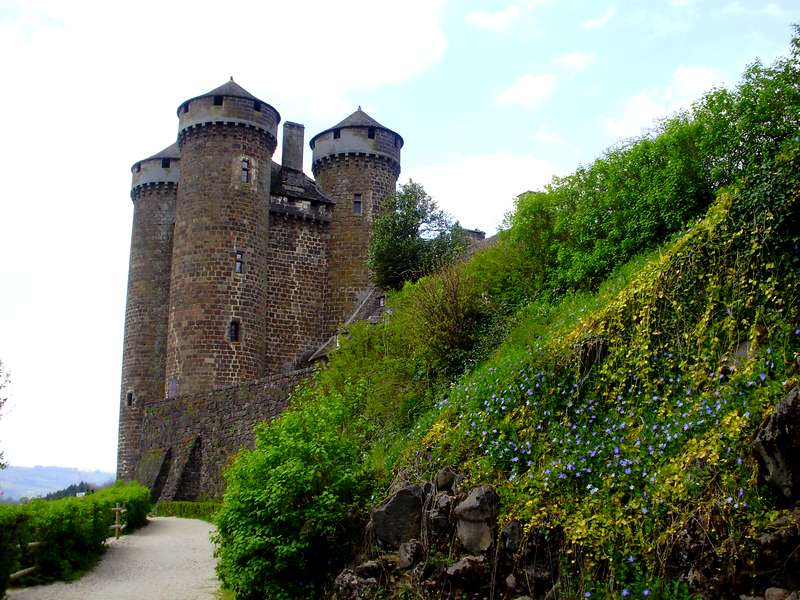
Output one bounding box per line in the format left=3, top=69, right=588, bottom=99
left=118, top=142, right=180, bottom=480
left=310, top=108, right=403, bottom=323
left=165, top=79, right=280, bottom=397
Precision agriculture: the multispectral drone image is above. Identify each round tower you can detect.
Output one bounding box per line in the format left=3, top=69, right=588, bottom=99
left=165, top=79, right=280, bottom=397
left=118, top=143, right=180, bottom=480
left=310, top=108, right=403, bottom=324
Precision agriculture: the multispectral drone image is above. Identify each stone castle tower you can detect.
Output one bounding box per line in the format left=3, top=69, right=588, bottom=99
left=118, top=80, right=402, bottom=490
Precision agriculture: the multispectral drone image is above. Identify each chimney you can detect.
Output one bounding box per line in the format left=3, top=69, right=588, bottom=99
left=282, top=122, right=304, bottom=171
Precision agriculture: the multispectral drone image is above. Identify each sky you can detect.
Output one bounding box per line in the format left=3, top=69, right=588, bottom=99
left=0, top=0, right=797, bottom=474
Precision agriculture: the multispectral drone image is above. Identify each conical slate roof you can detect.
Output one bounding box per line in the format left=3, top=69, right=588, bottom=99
left=177, top=78, right=275, bottom=117
left=201, top=78, right=258, bottom=101
left=310, top=107, right=403, bottom=148
left=332, top=107, right=386, bottom=130
left=143, top=142, right=180, bottom=162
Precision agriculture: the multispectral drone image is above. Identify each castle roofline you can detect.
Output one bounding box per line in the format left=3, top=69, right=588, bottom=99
left=176, top=78, right=281, bottom=122
left=309, top=107, right=403, bottom=149
left=131, top=142, right=180, bottom=172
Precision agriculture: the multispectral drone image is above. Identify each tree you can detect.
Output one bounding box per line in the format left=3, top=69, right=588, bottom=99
left=368, top=181, right=467, bottom=290
left=0, top=360, right=8, bottom=469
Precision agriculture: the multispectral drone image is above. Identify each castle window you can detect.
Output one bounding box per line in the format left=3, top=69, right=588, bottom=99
left=333, top=128, right=341, bottom=139
left=394, top=135, right=399, bottom=148
left=135, top=163, right=141, bottom=173
left=182, top=103, right=189, bottom=114
left=253, top=100, right=261, bottom=112
left=368, top=127, right=375, bottom=139
left=126, top=391, right=134, bottom=407
left=213, top=95, right=223, bottom=106
left=241, top=158, right=251, bottom=183
left=229, top=320, right=241, bottom=343
left=235, top=251, right=244, bottom=273
left=161, top=158, right=171, bottom=169
left=353, top=193, right=362, bottom=215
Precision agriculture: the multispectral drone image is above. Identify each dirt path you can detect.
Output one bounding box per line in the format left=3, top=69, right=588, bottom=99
left=7, top=517, right=219, bottom=600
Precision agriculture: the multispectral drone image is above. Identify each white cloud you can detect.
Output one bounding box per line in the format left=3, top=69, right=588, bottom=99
left=534, top=129, right=565, bottom=145
left=582, top=5, right=616, bottom=30
left=722, top=1, right=746, bottom=14
left=496, top=73, right=557, bottom=109
left=606, top=65, right=726, bottom=138
left=464, top=0, right=553, bottom=32
left=404, top=153, right=562, bottom=234
left=0, top=0, right=448, bottom=472
left=553, top=51, right=596, bottom=71
left=465, top=5, right=521, bottom=32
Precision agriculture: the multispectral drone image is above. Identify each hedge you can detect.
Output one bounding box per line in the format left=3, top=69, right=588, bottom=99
left=150, top=500, right=221, bottom=523
left=0, top=481, right=151, bottom=595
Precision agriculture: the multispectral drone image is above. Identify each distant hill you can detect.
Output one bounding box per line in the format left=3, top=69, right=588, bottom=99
left=0, top=466, right=114, bottom=501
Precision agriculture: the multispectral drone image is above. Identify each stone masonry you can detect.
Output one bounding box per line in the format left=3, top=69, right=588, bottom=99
left=117, top=80, right=403, bottom=498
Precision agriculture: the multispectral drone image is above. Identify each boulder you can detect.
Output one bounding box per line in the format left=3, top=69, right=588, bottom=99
left=445, top=555, right=486, bottom=582
left=502, top=520, right=523, bottom=554
left=398, top=539, right=423, bottom=570
left=765, top=589, right=792, bottom=600
left=436, top=467, right=458, bottom=491
left=333, top=569, right=379, bottom=600
left=428, top=492, right=454, bottom=540
left=753, top=387, right=800, bottom=502
left=454, top=485, right=500, bottom=554
left=372, top=485, right=423, bottom=548
left=523, top=526, right=564, bottom=593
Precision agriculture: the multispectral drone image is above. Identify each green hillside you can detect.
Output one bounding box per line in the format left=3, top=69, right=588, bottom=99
left=213, top=27, right=800, bottom=600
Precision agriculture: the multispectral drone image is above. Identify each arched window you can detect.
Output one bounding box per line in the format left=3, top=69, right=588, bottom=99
left=241, top=158, right=251, bottom=183
left=126, top=391, right=134, bottom=407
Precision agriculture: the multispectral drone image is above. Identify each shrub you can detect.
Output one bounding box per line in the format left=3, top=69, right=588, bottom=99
left=214, top=383, right=376, bottom=600
left=151, top=501, right=221, bottom=523
left=0, top=481, right=150, bottom=593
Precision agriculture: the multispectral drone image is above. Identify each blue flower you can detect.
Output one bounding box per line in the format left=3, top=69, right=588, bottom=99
left=622, top=590, right=630, bottom=597
left=643, top=590, right=650, bottom=597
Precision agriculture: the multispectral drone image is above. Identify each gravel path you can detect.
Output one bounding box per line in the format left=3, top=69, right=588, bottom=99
left=7, top=517, right=219, bottom=600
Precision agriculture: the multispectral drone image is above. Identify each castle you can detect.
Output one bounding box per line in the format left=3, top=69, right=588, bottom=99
left=117, top=79, right=403, bottom=499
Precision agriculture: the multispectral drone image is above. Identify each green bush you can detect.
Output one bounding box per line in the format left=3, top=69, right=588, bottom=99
left=214, top=383, right=376, bottom=600
left=151, top=501, right=221, bottom=523
left=0, top=481, right=150, bottom=593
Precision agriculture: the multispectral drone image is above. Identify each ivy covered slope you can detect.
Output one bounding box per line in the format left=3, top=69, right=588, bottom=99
left=215, top=29, right=800, bottom=600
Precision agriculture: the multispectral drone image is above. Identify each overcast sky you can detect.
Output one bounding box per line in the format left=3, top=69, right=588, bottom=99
left=0, top=0, right=796, bottom=474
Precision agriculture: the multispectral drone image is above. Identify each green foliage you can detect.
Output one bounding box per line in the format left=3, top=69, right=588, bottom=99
left=214, top=383, right=377, bottom=600
left=43, top=481, right=96, bottom=501
left=213, top=28, right=800, bottom=598
left=0, top=481, right=150, bottom=594
left=151, top=501, right=221, bottom=523
left=368, top=180, right=467, bottom=290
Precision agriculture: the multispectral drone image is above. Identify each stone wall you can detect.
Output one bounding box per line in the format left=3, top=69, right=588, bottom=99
left=265, top=208, right=332, bottom=373
left=118, top=183, right=175, bottom=480
left=166, top=123, right=274, bottom=397
left=136, top=368, right=312, bottom=500
left=315, top=155, right=398, bottom=325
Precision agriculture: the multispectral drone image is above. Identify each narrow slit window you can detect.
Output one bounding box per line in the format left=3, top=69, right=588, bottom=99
left=333, top=128, right=341, bottom=139
left=368, top=127, right=375, bottom=139
left=229, top=320, right=241, bottom=342
left=241, top=158, right=251, bottom=183
left=353, top=193, right=362, bottom=215
left=126, top=391, right=134, bottom=407
left=394, top=135, right=399, bottom=148
left=213, top=95, right=223, bottom=106
left=135, top=163, right=141, bottom=172
left=182, top=103, right=189, bottom=114
left=161, top=158, right=171, bottom=169
left=234, top=251, right=244, bottom=273
left=253, top=100, right=261, bottom=112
